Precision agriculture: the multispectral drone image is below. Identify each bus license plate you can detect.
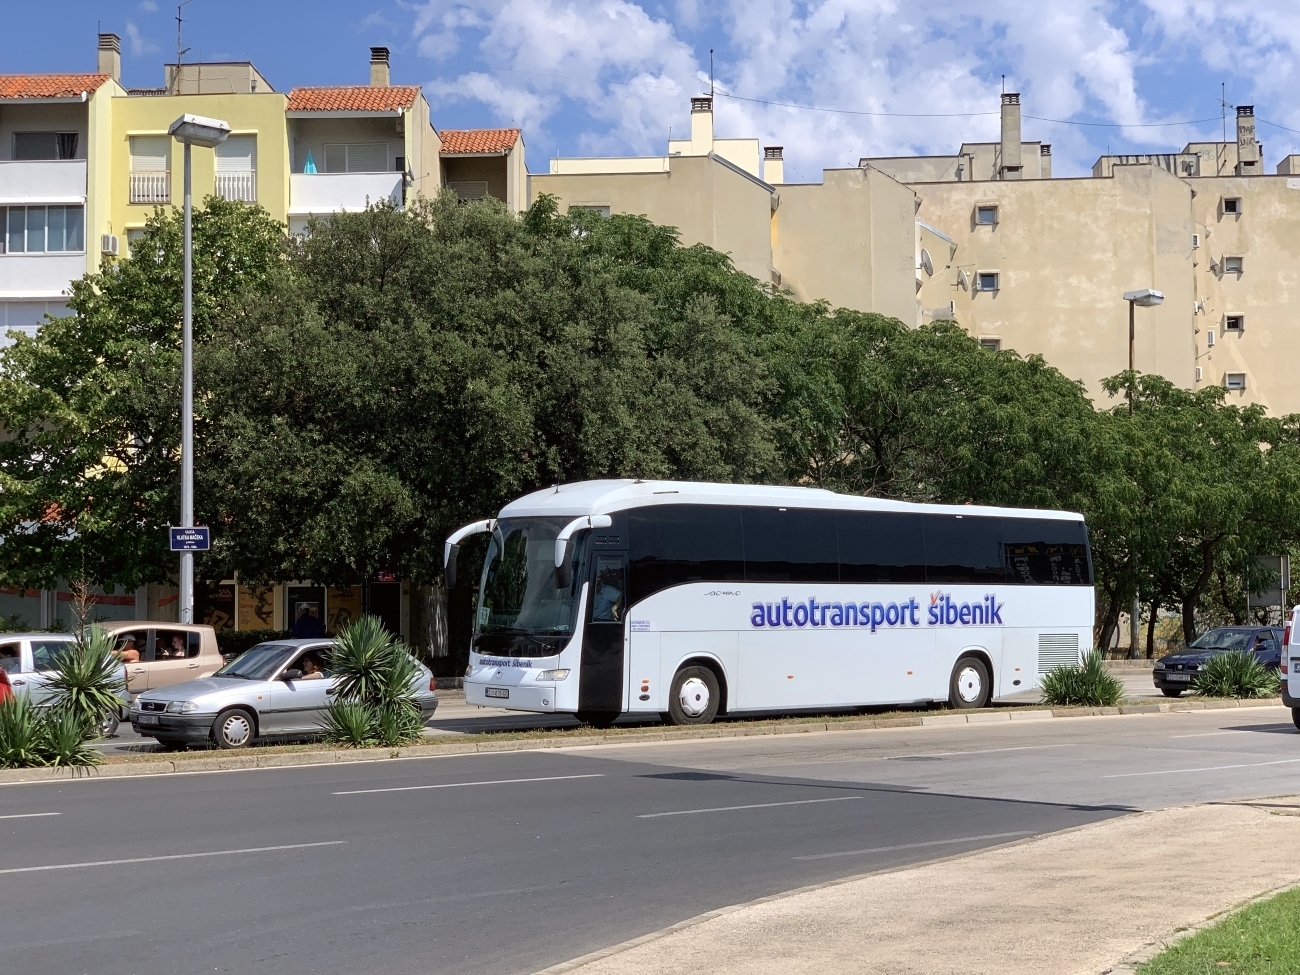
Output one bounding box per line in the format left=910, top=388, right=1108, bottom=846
left=137, top=714, right=159, bottom=725
left=1167, top=674, right=1191, bottom=682
left=485, top=687, right=510, bottom=700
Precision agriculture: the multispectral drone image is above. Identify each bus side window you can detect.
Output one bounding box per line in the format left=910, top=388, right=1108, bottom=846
left=627, top=506, right=744, bottom=605
left=1003, top=518, right=1091, bottom=585
left=742, top=507, right=838, bottom=583
left=923, top=515, right=1005, bottom=585
left=837, top=512, right=926, bottom=584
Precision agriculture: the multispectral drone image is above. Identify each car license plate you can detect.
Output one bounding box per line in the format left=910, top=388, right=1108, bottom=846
left=137, top=714, right=159, bottom=725
left=1168, top=674, right=1192, bottom=682
left=485, top=687, right=510, bottom=700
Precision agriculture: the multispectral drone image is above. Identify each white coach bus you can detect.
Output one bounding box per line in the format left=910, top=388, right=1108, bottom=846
left=445, top=480, right=1093, bottom=726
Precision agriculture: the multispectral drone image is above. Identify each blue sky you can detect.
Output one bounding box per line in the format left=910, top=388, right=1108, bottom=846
left=4, top=1, right=1300, bottom=179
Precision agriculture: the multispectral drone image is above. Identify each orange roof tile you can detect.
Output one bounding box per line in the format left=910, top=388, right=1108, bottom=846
left=440, top=129, right=521, bottom=154
left=0, top=74, right=111, bottom=99
left=287, top=85, right=421, bottom=112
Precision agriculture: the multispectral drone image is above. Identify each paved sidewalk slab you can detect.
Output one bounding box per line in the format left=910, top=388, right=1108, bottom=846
left=550, top=797, right=1300, bottom=975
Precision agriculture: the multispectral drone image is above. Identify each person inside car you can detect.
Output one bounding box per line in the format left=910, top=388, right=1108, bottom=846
left=167, top=634, right=187, bottom=658
left=0, top=645, right=18, bottom=672
left=116, top=635, right=141, bottom=663
left=297, top=652, right=326, bottom=680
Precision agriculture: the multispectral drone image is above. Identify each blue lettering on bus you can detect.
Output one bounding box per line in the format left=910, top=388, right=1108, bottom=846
left=750, top=592, right=1003, bottom=632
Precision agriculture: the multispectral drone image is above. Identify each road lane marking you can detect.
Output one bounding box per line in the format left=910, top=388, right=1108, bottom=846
left=638, top=795, right=863, bottom=818
left=333, top=773, right=604, bottom=796
left=1169, top=730, right=1249, bottom=739
left=0, top=840, right=345, bottom=875
left=793, top=830, right=1034, bottom=860
left=1105, top=757, right=1300, bottom=778
left=0, top=812, right=60, bottom=820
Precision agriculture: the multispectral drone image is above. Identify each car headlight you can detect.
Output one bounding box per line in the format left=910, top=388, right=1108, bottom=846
left=1153, top=662, right=1165, bottom=670
left=535, top=669, right=570, bottom=681
left=165, top=701, right=199, bottom=714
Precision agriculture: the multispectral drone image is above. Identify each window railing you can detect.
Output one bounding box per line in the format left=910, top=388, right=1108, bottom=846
left=129, top=171, right=170, bottom=205
left=215, top=171, right=256, bottom=203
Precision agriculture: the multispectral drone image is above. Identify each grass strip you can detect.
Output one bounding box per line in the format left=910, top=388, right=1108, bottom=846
left=1138, top=886, right=1300, bottom=974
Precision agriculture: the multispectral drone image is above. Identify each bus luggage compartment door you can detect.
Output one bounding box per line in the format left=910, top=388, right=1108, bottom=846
left=579, top=553, right=627, bottom=714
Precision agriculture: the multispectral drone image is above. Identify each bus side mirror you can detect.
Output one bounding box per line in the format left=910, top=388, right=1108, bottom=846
left=445, top=543, right=460, bottom=588
left=555, top=541, right=573, bottom=590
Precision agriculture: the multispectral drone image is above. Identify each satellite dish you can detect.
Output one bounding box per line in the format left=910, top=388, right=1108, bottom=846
left=920, top=248, right=934, bottom=276
left=957, top=269, right=969, bottom=291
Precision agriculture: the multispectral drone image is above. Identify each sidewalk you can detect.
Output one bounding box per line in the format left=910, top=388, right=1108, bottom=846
left=547, top=797, right=1300, bottom=975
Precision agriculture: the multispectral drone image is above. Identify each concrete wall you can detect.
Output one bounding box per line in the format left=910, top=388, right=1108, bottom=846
left=530, top=154, right=775, bottom=282
left=774, top=166, right=917, bottom=323
left=913, top=165, right=1197, bottom=405
left=408, top=97, right=441, bottom=203
left=1190, top=175, right=1300, bottom=414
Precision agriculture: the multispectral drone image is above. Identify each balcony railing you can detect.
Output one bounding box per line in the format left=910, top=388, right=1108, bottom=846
left=0, top=159, right=88, bottom=204
left=215, top=171, right=256, bottom=203
left=129, top=171, right=170, bottom=205
left=288, top=172, right=403, bottom=217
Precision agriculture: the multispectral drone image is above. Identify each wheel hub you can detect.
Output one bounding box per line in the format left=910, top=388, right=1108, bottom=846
left=957, top=666, right=983, bottom=704
left=678, top=677, right=710, bottom=717
left=222, top=714, right=252, bottom=746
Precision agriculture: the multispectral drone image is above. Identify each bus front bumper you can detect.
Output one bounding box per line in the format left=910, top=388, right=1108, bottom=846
left=464, top=678, right=557, bottom=713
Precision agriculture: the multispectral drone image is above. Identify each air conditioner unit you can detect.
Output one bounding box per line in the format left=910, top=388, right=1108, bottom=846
left=100, top=233, right=119, bottom=256
left=1192, top=233, right=1200, bottom=249
left=1207, top=329, right=1216, bottom=347
left=1195, top=366, right=1203, bottom=382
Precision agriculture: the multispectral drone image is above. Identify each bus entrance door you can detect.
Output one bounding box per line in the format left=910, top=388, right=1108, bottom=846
left=579, top=552, right=628, bottom=715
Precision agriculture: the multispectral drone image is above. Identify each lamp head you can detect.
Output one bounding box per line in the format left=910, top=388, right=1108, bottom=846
left=168, top=114, right=231, bottom=148
left=1123, top=288, right=1165, bottom=308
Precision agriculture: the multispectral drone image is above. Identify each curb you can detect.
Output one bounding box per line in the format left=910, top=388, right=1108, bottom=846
left=0, top=696, right=1285, bottom=787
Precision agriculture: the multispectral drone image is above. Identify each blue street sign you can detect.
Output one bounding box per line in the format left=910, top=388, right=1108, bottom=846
left=169, top=527, right=210, bottom=552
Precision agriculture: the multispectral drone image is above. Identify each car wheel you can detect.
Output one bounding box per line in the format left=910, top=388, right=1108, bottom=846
left=949, top=656, right=991, bottom=709
left=1162, top=688, right=1184, bottom=698
left=96, top=713, right=119, bottom=737
left=212, top=708, right=256, bottom=749
left=667, top=665, right=721, bottom=726
left=1293, top=708, right=1300, bottom=732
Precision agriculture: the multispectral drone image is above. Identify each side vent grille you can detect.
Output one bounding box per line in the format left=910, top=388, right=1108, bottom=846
left=1038, top=632, right=1081, bottom=673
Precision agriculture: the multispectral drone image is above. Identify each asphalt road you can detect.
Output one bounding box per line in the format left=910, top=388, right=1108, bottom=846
left=5, top=706, right=1297, bottom=975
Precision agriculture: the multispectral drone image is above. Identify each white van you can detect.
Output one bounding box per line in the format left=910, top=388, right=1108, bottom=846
left=1284, top=607, right=1300, bottom=729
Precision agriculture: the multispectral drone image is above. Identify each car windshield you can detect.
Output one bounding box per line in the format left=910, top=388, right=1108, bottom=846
left=1188, top=628, right=1259, bottom=651
left=215, top=643, right=298, bottom=680
left=476, top=517, right=587, bottom=643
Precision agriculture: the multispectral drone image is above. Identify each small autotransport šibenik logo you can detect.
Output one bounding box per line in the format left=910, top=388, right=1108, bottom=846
left=749, top=591, right=1003, bottom=633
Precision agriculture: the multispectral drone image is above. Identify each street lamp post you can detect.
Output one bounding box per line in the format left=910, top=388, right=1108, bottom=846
left=1121, top=287, right=1164, bottom=657
left=168, top=114, right=230, bottom=623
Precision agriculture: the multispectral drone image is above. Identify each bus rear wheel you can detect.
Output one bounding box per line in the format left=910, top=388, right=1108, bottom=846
left=948, top=656, right=991, bottom=709
left=667, top=666, right=720, bottom=726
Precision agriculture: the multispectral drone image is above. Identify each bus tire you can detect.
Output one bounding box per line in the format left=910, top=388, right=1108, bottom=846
left=948, top=656, right=991, bottom=709
left=668, top=666, right=720, bottom=725
left=1292, top=708, right=1300, bottom=732
left=577, top=711, right=619, bottom=729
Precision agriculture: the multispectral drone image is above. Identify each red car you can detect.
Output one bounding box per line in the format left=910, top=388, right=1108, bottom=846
left=0, top=668, right=13, bottom=704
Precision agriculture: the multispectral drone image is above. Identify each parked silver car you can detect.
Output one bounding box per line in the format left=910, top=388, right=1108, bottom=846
left=0, top=632, right=131, bottom=736
left=129, top=639, right=438, bottom=749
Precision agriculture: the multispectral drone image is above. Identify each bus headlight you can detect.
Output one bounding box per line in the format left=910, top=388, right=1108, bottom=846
left=535, top=669, right=570, bottom=681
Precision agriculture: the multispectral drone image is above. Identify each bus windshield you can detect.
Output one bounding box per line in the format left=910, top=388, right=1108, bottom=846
left=474, top=517, right=586, bottom=657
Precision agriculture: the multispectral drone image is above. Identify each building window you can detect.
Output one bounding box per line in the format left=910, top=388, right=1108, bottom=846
left=448, top=181, right=488, bottom=202
left=1222, top=197, right=1241, bottom=215
left=975, top=205, right=998, bottom=226
left=13, top=131, right=80, bottom=160
left=129, top=136, right=171, bottom=204
left=570, top=205, right=612, bottom=218
left=1223, top=255, right=1244, bottom=274
left=1225, top=315, right=1244, bottom=332
left=1225, top=373, right=1247, bottom=391
left=0, top=206, right=85, bottom=254
left=214, top=135, right=257, bottom=203
left=978, top=337, right=1002, bottom=351
left=323, top=143, right=388, bottom=174
left=976, top=271, right=1000, bottom=292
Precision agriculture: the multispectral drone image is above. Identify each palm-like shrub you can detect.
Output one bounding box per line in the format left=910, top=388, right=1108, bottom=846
left=40, top=709, right=102, bottom=767
left=0, top=696, right=51, bottom=768
left=44, top=627, right=125, bottom=737
left=1194, top=651, right=1280, bottom=699
left=322, top=616, right=425, bottom=748
left=1040, top=651, right=1124, bottom=707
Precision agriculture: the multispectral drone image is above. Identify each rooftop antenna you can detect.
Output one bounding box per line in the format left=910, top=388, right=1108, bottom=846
left=1001, top=74, right=1005, bottom=95
left=176, top=1, right=193, bottom=68
left=709, top=49, right=714, bottom=98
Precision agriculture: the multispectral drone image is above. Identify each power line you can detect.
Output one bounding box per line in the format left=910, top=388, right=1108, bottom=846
left=1258, top=117, right=1300, bottom=137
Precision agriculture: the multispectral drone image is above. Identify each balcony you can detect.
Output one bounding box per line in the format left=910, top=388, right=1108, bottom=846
left=0, top=160, right=87, bottom=205
left=215, top=171, right=256, bottom=203
left=288, top=172, right=402, bottom=217
left=130, top=171, right=170, bottom=205
left=0, top=253, right=85, bottom=300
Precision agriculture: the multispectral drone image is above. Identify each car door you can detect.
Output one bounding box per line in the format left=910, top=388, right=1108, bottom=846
left=0, top=638, right=31, bottom=700
left=25, top=638, right=76, bottom=707
left=264, top=648, right=336, bottom=735
left=145, top=629, right=203, bottom=690
left=1254, top=630, right=1281, bottom=670
left=112, top=628, right=151, bottom=694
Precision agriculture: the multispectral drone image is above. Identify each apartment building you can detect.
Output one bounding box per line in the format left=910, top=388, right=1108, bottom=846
left=440, top=127, right=527, bottom=211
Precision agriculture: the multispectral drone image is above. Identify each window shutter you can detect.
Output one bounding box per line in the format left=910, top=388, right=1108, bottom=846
left=323, top=144, right=347, bottom=173
left=130, top=136, right=171, bottom=172
left=14, top=132, right=59, bottom=160
left=345, top=143, right=388, bottom=173
left=215, top=135, right=256, bottom=172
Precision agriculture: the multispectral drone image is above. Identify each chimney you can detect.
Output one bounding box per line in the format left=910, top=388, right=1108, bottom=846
left=690, top=96, right=714, bottom=154
left=1040, top=144, right=1052, bottom=179
left=98, top=33, right=121, bottom=82
left=763, top=146, right=784, bottom=184
left=1236, top=105, right=1259, bottom=175
left=370, top=47, right=391, bottom=87
left=1000, top=93, right=1022, bottom=180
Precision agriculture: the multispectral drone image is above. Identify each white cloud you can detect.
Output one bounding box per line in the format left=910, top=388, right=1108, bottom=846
left=410, top=0, right=1300, bottom=176
left=124, top=22, right=159, bottom=57
left=139, top=0, right=159, bottom=11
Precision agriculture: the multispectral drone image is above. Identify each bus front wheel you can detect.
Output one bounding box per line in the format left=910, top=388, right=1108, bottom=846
left=948, top=656, right=991, bottom=709
left=667, top=666, right=721, bottom=726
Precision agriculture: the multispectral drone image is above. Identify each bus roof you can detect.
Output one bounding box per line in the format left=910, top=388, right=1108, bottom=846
left=497, top=480, right=1085, bottom=522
